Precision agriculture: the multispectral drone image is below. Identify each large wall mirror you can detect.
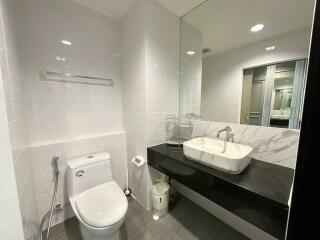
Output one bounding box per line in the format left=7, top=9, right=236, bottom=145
left=180, top=0, right=315, bottom=129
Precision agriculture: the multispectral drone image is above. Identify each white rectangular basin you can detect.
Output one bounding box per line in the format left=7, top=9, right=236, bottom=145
left=183, top=137, right=253, bottom=174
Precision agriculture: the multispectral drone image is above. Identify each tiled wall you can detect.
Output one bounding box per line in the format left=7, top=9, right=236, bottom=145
left=121, top=0, right=180, bottom=210
left=2, top=0, right=180, bottom=230
left=20, top=0, right=124, bottom=144
left=191, top=120, right=300, bottom=169
left=0, top=0, right=39, bottom=239
left=12, top=0, right=128, bottom=228
left=121, top=0, right=149, bottom=209
left=30, top=132, right=127, bottom=226
left=145, top=0, right=180, bottom=147
left=0, top=15, right=25, bottom=240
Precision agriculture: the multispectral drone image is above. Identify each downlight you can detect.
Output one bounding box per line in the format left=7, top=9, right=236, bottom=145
left=250, top=24, right=264, bottom=32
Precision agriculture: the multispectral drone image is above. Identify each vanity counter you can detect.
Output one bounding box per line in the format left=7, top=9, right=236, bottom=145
left=147, top=143, right=294, bottom=239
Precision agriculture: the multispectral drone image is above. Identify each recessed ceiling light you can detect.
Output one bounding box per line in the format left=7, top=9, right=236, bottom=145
left=60, top=40, right=72, bottom=46
left=56, top=56, right=66, bottom=61
left=250, top=24, right=264, bottom=32
left=265, top=46, right=276, bottom=51
left=186, top=51, right=195, bottom=55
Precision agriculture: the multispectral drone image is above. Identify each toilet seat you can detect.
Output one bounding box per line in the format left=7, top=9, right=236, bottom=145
left=75, top=181, right=128, bottom=228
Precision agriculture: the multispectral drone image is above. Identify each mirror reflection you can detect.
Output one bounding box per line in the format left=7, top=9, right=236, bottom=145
left=240, top=60, right=307, bottom=128
left=180, top=0, right=314, bottom=129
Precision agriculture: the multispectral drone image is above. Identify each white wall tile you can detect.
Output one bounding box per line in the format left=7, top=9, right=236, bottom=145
left=0, top=70, right=25, bottom=240
left=1, top=0, right=129, bottom=233
left=0, top=0, right=39, bottom=239
left=121, top=0, right=179, bottom=210
left=21, top=0, right=125, bottom=145
left=30, top=132, right=127, bottom=226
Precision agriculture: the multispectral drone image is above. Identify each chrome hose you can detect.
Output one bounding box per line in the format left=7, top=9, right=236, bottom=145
left=39, top=157, right=60, bottom=240
left=46, top=173, right=59, bottom=239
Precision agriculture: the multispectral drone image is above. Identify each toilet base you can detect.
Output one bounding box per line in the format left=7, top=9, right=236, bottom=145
left=79, top=224, right=121, bottom=240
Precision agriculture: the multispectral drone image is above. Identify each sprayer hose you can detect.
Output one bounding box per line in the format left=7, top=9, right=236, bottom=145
left=39, top=172, right=59, bottom=240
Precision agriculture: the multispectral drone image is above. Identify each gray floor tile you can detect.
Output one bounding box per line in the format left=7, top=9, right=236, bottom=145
left=131, top=221, right=178, bottom=240
left=43, top=217, right=79, bottom=239
left=49, top=226, right=82, bottom=240
left=47, top=196, right=247, bottom=240
left=161, top=198, right=224, bottom=240
left=120, top=199, right=154, bottom=239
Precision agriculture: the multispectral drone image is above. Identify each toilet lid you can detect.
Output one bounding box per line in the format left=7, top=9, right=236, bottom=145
left=75, top=181, right=128, bottom=228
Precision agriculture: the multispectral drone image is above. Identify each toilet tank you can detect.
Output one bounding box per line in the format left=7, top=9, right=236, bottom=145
left=67, top=152, right=113, bottom=198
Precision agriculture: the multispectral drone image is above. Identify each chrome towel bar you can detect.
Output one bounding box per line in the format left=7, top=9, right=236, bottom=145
left=39, top=70, right=113, bottom=86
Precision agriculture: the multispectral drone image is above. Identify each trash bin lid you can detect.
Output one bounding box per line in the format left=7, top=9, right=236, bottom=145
left=152, top=182, right=170, bottom=194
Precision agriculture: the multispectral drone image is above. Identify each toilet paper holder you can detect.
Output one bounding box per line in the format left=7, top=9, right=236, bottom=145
left=131, top=156, right=145, bottom=167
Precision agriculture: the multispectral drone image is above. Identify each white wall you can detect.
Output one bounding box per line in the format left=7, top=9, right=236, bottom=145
left=15, top=0, right=128, bottom=227
left=30, top=132, right=127, bottom=226
left=145, top=0, right=180, bottom=146
left=0, top=41, right=25, bottom=240
left=0, top=0, right=39, bottom=239
left=121, top=0, right=179, bottom=210
left=21, top=0, right=124, bottom=144
left=1, top=0, right=180, bottom=230
left=201, top=28, right=311, bottom=123
left=0, top=73, right=25, bottom=240
left=121, top=0, right=149, bottom=209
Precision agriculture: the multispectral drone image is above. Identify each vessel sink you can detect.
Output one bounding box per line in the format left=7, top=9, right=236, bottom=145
left=183, top=137, right=253, bottom=174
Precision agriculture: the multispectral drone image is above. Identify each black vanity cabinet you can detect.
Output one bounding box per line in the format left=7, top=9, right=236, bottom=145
left=148, top=144, right=294, bottom=240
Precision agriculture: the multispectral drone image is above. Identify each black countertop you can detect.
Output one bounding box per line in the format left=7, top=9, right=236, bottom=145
left=147, top=144, right=295, bottom=239
left=148, top=144, right=294, bottom=207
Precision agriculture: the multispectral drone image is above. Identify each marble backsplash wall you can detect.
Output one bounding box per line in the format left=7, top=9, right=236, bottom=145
left=190, top=120, right=300, bottom=169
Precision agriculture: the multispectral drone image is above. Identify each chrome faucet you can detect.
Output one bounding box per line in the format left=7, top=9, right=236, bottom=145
left=217, top=126, right=234, bottom=143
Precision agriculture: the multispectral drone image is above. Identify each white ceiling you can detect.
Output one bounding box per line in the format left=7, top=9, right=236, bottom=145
left=70, top=0, right=315, bottom=56
left=156, top=0, right=207, bottom=17
left=71, top=0, right=206, bottom=20
left=71, top=0, right=140, bottom=20
left=183, top=0, right=315, bottom=56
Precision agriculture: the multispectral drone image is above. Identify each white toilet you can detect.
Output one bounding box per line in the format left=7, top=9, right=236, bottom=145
left=67, top=152, right=128, bottom=240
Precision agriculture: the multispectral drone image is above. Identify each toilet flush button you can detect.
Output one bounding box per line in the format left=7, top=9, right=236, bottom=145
left=76, top=170, right=84, bottom=177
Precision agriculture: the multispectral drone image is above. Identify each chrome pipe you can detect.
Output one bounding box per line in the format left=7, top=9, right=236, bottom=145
left=46, top=173, right=59, bottom=240
left=39, top=156, right=60, bottom=240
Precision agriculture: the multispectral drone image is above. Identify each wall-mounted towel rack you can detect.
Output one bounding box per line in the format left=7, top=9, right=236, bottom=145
left=39, top=70, right=113, bottom=86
